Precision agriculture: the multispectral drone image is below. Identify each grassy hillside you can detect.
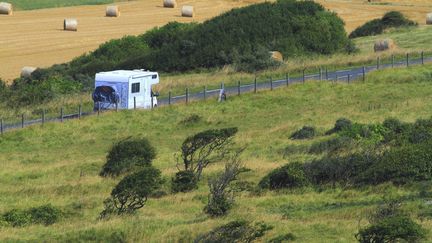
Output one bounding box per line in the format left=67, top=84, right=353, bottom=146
left=6, top=0, right=120, bottom=10
left=1, top=64, right=432, bottom=242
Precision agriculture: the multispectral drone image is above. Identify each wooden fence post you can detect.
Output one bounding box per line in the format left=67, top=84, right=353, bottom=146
left=237, top=81, right=241, bottom=95
left=133, top=97, right=136, bottom=110
left=78, top=104, right=82, bottom=119
left=348, top=74, right=350, bottom=84
left=186, top=88, right=189, bottom=104
left=362, top=66, right=366, bottom=82
left=377, top=57, right=380, bottom=70
left=325, top=68, right=328, bottom=80
left=97, top=102, right=101, bottom=116
left=319, top=68, right=322, bottom=81
left=421, top=51, right=424, bottom=65
left=60, top=107, right=64, bottom=122
left=151, top=92, right=154, bottom=110
left=21, top=114, right=24, bottom=128
left=0, top=119, right=3, bottom=135
left=406, top=53, right=409, bottom=67
left=42, top=109, right=45, bottom=126
left=115, top=101, right=118, bottom=112
left=270, top=77, right=273, bottom=91
left=254, top=77, right=257, bottom=93
left=203, top=86, right=207, bottom=100
left=391, top=55, right=394, bottom=68
left=302, top=69, right=305, bottom=84
left=286, top=73, right=289, bottom=86
left=168, top=91, right=172, bottom=105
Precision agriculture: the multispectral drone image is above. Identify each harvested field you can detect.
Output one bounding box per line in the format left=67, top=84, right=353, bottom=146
left=0, top=0, right=261, bottom=81
left=0, top=0, right=431, bottom=81
left=317, top=0, right=432, bottom=32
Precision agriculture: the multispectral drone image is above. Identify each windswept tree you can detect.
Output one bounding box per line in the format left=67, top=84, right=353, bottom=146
left=204, top=149, right=244, bottom=217
left=172, top=127, right=238, bottom=193
left=100, top=166, right=163, bottom=218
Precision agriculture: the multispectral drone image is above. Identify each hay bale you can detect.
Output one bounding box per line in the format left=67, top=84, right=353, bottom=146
left=64, top=18, right=78, bottom=31
left=106, top=5, right=120, bottom=17
left=181, top=5, right=194, bottom=17
left=0, top=2, right=12, bottom=15
left=163, top=0, right=177, bottom=8
left=427, top=13, right=432, bottom=25
left=269, top=51, right=283, bottom=62
left=21, top=67, right=37, bottom=78
left=374, top=39, right=396, bottom=52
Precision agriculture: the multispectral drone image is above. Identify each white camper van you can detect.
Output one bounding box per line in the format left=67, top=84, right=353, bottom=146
left=92, top=70, right=159, bottom=110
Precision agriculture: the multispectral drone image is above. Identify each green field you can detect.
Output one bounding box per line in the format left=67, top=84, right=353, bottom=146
left=7, top=0, right=120, bottom=10
left=0, top=64, right=432, bottom=242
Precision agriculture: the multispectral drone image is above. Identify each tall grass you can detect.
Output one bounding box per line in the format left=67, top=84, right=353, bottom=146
left=0, top=65, right=431, bottom=241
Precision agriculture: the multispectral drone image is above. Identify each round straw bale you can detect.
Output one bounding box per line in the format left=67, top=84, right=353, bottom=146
left=163, top=0, right=177, bottom=8
left=106, top=5, right=120, bottom=17
left=427, top=13, right=432, bottom=25
left=269, top=51, right=283, bottom=62
left=64, top=18, right=78, bottom=31
left=374, top=39, right=396, bottom=52
left=21, top=67, right=37, bottom=78
left=181, top=5, right=194, bottom=17
left=0, top=2, right=13, bottom=15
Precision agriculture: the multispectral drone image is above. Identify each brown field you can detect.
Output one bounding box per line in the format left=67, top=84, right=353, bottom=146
left=0, top=0, right=261, bottom=81
left=0, top=0, right=431, bottom=82
left=317, top=0, right=432, bottom=32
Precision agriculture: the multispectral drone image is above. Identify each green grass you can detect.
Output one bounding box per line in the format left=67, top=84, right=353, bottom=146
left=7, top=0, right=122, bottom=10
left=0, top=64, right=432, bottom=242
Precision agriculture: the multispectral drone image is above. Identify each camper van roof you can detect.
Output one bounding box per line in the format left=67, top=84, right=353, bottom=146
left=95, top=70, right=158, bottom=83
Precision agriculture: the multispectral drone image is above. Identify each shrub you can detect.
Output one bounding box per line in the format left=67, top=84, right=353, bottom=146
left=103, top=166, right=163, bottom=215
left=100, top=137, right=156, bottom=177
left=356, top=216, right=426, bottom=243
left=2, top=204, right=62, bottom=227
left=171, top=170, right=198, bottom=193
left=356, top=142, right=432, bottom=185
left=309, top=136, right=355, bottom=154
left=28, top=204, right=62, bottom=226
left=194, top=220, right=273, bottom=243
left=349, top=11, right=416, bottom=38
left=204, top=152, right=243, bottom=217
left=259, top=162, right=309, bottom=190
left=290, top=126, right=317, bottom=140
left=326, top=118, right=352, bottom=135
left=268, top=233, right=297, bottom=243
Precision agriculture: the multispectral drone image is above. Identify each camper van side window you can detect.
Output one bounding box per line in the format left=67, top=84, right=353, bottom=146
left=131, top=83, right=140, bottom=93
left=152, top=75, right=158, bottom=79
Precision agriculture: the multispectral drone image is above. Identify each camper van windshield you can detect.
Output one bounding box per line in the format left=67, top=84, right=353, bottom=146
left=152, top=74, right=157, bottom=79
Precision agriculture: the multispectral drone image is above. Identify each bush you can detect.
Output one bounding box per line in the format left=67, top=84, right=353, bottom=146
left=204, top=153, right=243, bottom=217
left=309, top=136, right=355, bottom=154
left=259, top=162, right=309, bottom=190
left=356, top=142, right=432, bottom=185
left=100, top=137, right=156, bottom=177
left=326, top=118, right=352, bottom=135
left=171, top=170, right=198, bottom=193
left=290, top=126, right=317, bottom=140
left=349, top=11, right=416, bottom=38
left=103, top=166, right=163, bottom=215
left=28, top=204, right=62, bottom=226
left=356, top=216, right=426, bottom=243
left=2, top=204, right=62, bottom=227
left=194, top=220, right=273, bottom=243
left=268, top=233, right=296, bottom=243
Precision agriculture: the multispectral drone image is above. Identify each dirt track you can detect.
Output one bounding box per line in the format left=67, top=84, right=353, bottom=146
left=0, top=0, right=431, bottom=81
left=0, top=0, right=260, bottom=81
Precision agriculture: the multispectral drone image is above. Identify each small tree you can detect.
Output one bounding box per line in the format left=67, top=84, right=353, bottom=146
left=177, top=127, right=238, bottom=180
left=204, top=149, right=243, bottom=217
left=100, top=137, right=156, bottom=177
left=171, top=170, right=198, bottom=193
left=100, top=166, right=162, bottom=217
